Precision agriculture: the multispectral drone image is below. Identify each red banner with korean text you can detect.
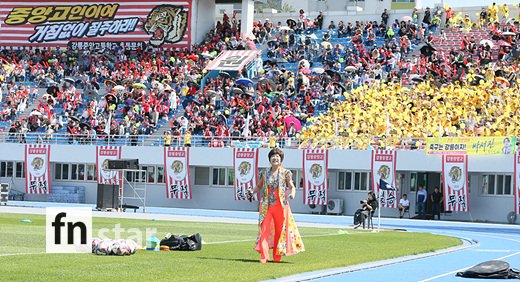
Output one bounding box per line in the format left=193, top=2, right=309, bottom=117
left=442, top=155, right=469, bottom=212
left=371, top=150, right=398, bottom=208
left=164, top=147, right=191, bottom=199
left=233, top=148, right=258, bottom=201
left=96, top=146, right=122, bottom=187
left=25, top=144, right=51, bottom=194
left=514, top=152, right=520, bottom=215
left=302, top=149, right=328, bottom=205
left=0, top=0, right=192, bottom=49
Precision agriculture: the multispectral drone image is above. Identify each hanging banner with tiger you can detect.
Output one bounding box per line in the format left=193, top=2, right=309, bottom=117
left=233, top=148, right=258, bottom=201
left=25, top=144, right=51, bottom=194
left=371, top=150, right=397, bottom=209
left=96, top=146, right=122, bottom=187
left=0, top=1, right=192, bottom=49
left=164, top=147, right=191, bottom=199
left=513, top=152, right=520, bottom=215
left=442, top=155, right=469, bottom=212
left=302, top=149, right=328, bottom=205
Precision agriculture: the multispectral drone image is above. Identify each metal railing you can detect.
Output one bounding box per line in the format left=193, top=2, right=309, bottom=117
left=0, top=132, right=427, bottom=150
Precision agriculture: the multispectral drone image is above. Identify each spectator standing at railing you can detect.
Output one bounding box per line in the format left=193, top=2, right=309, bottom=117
left=163, top=131, right=172, bottom=147
left=423, top=7, right=432, bottom=29
left=381, top=9, right=389, bottom=27
left=316, top=11, right=324, bottom=30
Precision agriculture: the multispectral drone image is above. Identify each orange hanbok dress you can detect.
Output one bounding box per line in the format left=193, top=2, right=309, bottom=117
left=255, top=168, right=304, bottom=261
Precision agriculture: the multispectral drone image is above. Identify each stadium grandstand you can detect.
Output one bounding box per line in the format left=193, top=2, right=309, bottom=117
left=1, top=0, right=520, bottom=224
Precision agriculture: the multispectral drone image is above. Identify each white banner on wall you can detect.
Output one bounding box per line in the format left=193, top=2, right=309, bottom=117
left=164, top=147, right=191, bottom=199
left=233, top=148, right=258, bottom=201
left=25, top=144, right=51, bottom=194
left=96, top=146, right=122, bottom=187
left=302, top=149, right=328, bottom=205
left=442, top=155, right=469, bottom=212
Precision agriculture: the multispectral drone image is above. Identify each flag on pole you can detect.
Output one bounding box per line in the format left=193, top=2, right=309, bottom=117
left=104, top=112, right=112, bottom=135
left=371, top=150, right=398, bottom=208
left=514, top=152, right=520, bottom=215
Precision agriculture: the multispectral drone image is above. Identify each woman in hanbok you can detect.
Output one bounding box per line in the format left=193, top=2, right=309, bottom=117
left=250, top=148, right=304, bottom=263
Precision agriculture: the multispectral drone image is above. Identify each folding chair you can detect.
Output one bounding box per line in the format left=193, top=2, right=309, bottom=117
left=362, top=210, right=376, bottom=229
left=401, top=207, right=411, bottom=218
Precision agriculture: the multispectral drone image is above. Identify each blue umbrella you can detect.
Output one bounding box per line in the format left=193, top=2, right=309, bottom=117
left=236, top=78, right=254, bottom=88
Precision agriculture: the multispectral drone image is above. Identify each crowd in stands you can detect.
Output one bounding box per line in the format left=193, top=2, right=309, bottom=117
left=1, top=3, right=520, bottom=148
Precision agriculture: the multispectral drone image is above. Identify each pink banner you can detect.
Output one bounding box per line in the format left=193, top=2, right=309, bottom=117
left=302, top=149, right=328, bottom=205
left=25, top=144, right=51, bottom=194
left=164, top=147, right=191, bottom=199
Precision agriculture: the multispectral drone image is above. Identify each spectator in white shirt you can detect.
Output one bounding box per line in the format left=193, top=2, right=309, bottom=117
left=398, top=194, right=410, bottom=218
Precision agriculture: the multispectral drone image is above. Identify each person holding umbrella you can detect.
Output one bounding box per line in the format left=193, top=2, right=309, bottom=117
left=249, top=148, right=304, bottom=263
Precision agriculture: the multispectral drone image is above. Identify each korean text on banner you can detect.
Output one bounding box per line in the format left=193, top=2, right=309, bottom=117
left=426, top=136, right=516, bottom=155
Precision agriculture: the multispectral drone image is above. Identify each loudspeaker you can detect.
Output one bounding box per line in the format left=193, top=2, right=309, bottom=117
left=96, top=184, right=119, bottom=210
left=0, top=183, right=9, bottom=205
left=107, top=159, right=139, bottom=170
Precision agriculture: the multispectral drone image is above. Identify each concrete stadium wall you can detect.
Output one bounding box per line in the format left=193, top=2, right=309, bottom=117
left=0, top=143, right=516, bottom=223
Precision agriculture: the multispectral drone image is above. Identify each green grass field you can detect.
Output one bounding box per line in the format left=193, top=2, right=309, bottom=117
left=0, top=213, right=461, bottom=282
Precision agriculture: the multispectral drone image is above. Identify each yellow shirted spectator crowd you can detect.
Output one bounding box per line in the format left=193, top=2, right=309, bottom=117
left=299, top=79, right=520, bottom=149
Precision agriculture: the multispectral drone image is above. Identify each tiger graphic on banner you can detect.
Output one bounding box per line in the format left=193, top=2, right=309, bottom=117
left=144, top=5, right=188, bottom=47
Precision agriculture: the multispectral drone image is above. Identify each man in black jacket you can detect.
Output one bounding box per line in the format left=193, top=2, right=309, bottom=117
left=381, top=9, right=389, bottom=26
left=431, top=186, right=443, bottom=220
left=423, top=7, right=431, bottom=28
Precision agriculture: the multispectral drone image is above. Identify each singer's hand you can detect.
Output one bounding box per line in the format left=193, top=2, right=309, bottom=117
left=290, top=191, right=295, bottom=199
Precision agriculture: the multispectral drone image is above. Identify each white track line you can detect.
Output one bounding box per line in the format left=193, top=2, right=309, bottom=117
left=0, top=252, right=45, bottom=257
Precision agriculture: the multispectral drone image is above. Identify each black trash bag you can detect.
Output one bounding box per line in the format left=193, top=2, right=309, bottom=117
left=160, top=233, right=202, bottom=251
left=456, top=260, right=520, bottom=279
